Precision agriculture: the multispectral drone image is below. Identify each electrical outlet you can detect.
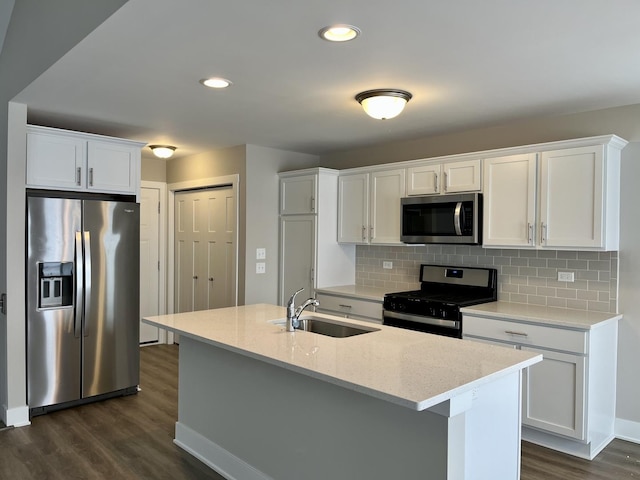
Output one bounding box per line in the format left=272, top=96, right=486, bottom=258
left=383, top=261, right=393, bottom=269
left=557, top=271, right=575, bottom=282
left=256, top=248, right=266, bottom=259
left=256, top=262, right=266, bottom=274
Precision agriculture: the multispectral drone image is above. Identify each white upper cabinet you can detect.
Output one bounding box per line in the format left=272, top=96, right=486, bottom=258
left=483, top=153, right=537, bottom=247
left=337, top=173, right=369, bottom=243
left=338, top=168, right=405, bottom=245
left=483, top=137, right=624, bottom=251
left=86, top=141, right=137, bottom=194
left=407, top=159, right=481, bottom=195
left=539, top=146, right=604, bottom=249
left=370, top=169, right=406, bottom=244
left=26, top=125, right=144, bottom=196
left=280, top=174, right=317, bottom=215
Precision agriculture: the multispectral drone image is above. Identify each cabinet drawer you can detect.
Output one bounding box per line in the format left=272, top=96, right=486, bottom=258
left=315, top=293, right=382, bottom=322
left=463, top=315, right=587, bottom=354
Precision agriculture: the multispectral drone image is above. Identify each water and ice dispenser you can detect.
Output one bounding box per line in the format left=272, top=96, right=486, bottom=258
left=38, top=262, right=73, bottom=308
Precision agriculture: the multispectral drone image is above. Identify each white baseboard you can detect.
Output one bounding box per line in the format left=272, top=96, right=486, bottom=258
left=174, top=422, right=272, bottom=480
left=3, top=404, right=30, bottom=427
left=615, top=418, right=640, bottom=444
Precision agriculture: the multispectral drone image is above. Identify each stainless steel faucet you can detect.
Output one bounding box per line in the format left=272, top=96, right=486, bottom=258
left=286, top=287, right=319, bottom=332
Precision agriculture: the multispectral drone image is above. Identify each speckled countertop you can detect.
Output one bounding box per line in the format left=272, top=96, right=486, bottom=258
left=143, top=304, right=540, bottom=412
left=461, top=301, right=622, bottom=330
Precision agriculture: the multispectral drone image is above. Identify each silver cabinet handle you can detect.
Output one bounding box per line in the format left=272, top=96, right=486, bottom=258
left=338, top=304, right=352, bottom=309
left=505, top=330, right=529, bottom=337
left=311, top=196, right=315, bottom=213
left=443, top=172, right=448, bottom=192
left=370, top=225, right=374, bottom=241
left=310, top=268, right=315, bottom=285
left=76, top=167, right=82, bottom=186
left=527, top=223, right=533, bottom=245
left=362, top=225, right=367, bottom=242
left=540, top=222, right=547, bottom=245
left=89, top=167, right=94, bottom=186
left=434, top=173, right=439, bottom=193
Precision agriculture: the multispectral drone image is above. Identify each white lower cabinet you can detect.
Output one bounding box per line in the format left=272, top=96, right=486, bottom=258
left=314, top=292, right=382, bottom=324
left=463, top=313, right=618, bottom=459
left=279, top=215, right=316, bottom=305
left=521, top=347, right=586, bottom=440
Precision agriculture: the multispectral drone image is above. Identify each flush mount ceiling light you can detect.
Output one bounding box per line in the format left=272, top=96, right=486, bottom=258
left=355, top=89, right=413, bottom=120
left=200, top=77, right=232, bottom=89
left=318, top=24, right=361, bottom=42
left=149, top=145, right=176, bottom=159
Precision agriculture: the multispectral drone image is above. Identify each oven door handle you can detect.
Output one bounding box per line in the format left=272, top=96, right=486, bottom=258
left=383, top=310, right=460, bottom=330
left=454, top=202, right=463, bottom=236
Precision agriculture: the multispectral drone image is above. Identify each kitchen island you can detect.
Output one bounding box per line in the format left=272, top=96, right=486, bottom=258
left=143, top=304, right=541, bottom=480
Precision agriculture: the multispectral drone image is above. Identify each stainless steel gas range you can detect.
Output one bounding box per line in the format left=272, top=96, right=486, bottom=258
left=382, top=264, right=497, bottom=338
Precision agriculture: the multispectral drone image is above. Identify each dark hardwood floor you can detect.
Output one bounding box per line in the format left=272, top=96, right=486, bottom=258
left=1, top=344, right=638, bottom=479
left=0, top=345, right=223, bottom=480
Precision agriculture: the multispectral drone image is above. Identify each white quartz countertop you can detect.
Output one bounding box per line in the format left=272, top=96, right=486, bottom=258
left=461, top=301, right=622, bottom=330
left=314, top=285, right=391, bottom=302
left=143, top=304, right=540, bottom=411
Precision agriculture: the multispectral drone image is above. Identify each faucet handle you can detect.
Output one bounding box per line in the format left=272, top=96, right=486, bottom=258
left=287, top=287, right=304, bottom=307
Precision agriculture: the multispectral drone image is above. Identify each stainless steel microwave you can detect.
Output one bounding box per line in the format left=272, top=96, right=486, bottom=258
left=401, top=193, right=482, bottom=244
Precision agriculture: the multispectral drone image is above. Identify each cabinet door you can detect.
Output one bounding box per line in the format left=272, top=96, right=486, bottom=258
left=406, top=164, right=441, bottom=195
left=539, top=146, right=604, bottom=248
left=338, top=173, right=369, bottom=243
left=26, top=132, right=85, bottom=189
left=483, top=154, right=537, bottom=247
left=280, top=174, right=317, bottom=215
left=279, top=215, right=316, bottom=305
left=87, top=140, right=137, bottom=194
left=522, top=347, right=587, bottom=441
left=443, top=159, right=482, bottom=193
left=370, top=169, right=406, bottom=245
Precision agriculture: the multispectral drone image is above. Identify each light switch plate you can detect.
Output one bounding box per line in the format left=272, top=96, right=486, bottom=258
left=256, top=248, right=266, bottom=260
left=256, top=262, right=266, bottom=274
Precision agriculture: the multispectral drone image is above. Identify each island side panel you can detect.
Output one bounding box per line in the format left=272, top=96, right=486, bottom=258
left=462, top=370, right=522, bottom=479
left=175, top=336, right=453, bottom=480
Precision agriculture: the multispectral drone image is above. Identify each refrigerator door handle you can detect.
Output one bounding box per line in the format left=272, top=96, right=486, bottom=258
left=74, top=232, right=83, bottom=338
left=83, top=231, right=92, bottom=337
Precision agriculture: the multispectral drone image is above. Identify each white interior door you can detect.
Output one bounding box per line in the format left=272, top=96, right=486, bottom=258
left=174, top=186, right=237, bottom=314
left=140, top=186, right=161, bottom=344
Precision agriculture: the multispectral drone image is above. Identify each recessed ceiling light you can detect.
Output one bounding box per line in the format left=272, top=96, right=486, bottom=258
left=318, top=24, right=361, bottom=42
left=200, top=77, right=232, bottom=89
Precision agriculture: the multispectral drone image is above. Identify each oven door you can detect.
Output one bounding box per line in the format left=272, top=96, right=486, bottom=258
left=383, top=310, right=462, bottom=338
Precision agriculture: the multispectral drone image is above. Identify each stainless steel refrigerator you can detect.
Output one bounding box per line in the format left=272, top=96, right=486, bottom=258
left=27, top=192, right=140, bottom=414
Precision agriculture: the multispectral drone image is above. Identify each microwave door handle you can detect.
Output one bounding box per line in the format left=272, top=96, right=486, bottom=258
left=454, top=202, right=463, bottom=236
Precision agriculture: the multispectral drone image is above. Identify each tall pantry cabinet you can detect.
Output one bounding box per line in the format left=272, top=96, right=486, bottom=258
left=278, top=168, right=355, bottom=306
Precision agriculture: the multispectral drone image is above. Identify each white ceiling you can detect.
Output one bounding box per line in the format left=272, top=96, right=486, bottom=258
left=14, top=0, right=640, bottom=160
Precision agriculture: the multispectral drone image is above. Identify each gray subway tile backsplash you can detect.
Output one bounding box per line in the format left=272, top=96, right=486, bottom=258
left=355, top=245, right=618, bottom=313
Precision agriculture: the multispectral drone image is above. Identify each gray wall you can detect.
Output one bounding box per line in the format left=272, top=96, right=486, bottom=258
left=165, top=144, right=318, bottom=306
left=244, top=145, right=318, bottom=304
left=0, top=0, right=128, bottom=425
left=141, top=157, right=167, bottom=183
left=320, top=108, right=640, bottom=431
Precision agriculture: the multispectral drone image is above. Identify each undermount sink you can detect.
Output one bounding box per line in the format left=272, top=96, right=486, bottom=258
left=273, top=316, right=380, bottom=338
